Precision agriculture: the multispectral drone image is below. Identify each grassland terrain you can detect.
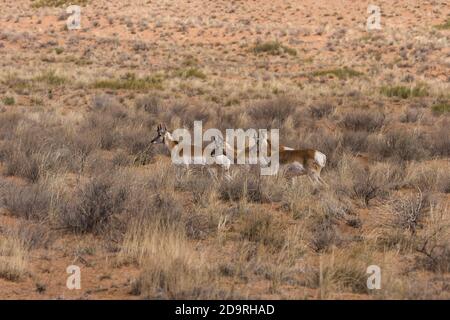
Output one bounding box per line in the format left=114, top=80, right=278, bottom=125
left=0, top=0, right=449, bottom=299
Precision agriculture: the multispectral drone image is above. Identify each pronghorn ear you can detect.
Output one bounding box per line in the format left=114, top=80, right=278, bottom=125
left=157, top=124, right=161, bottom=131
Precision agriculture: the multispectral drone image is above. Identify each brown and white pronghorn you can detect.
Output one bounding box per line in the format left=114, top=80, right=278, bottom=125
left=151, top=123, right=231, bottom=180
left=213, top=132, right=327, bottom=185
left=259, top=135, right=327, bottom=185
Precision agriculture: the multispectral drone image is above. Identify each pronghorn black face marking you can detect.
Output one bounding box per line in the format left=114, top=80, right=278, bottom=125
left=151, top=123, right=167, bottom=144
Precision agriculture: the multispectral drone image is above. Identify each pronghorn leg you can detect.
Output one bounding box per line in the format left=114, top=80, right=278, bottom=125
left=218, top=163, right=232, bottom=181
left=309, top=171, right=327, bottom=187
left=224, top=169, right=232, bottom=181
left=318, top=175, right=328, bottom=186
left=229, top=167, right=238, bottom=181
left=306, top=171, right=319, bottom=185
left=307, top=175, right=316, bottom=184
left=207, top=167, right=218, bottom=182
left=313, top=173, right=321, bottom=185
left=175, top=166, right=184, bottom=182
left=183, top=163, right=189, bottom=177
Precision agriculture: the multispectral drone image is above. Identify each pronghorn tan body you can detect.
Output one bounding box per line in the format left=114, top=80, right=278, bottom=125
left=263, top=136, right=327, bottom=184
left=215, top=132, right=327, bottom=184
left=151, top=123, right=231, bottom=179
left=213, top=135, right=293, bottom=164
left=278, top=149, right=327, bottom=184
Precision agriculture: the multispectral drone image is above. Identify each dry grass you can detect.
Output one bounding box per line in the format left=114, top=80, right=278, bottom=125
left=304, top=246, right=375, bottom=297
left=0, top=179, right=51, bottom=220
left=311, top=67, right=363, bottom=80
left=119, top=218, right=227, bottom=299
left=253, top=41, right=297, bottom=56
left=0, top=0, right=449, bottom=299
left=31, top=0, right=89, bottom=8
left=0, top=234, right=27, bottom=281
left=93, top=73, right=163, bottom=90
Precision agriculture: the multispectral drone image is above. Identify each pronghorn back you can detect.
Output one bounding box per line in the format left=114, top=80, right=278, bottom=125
left=265, top=138, right=326, bottom=168
left=279, top=149, right=322, bottom=166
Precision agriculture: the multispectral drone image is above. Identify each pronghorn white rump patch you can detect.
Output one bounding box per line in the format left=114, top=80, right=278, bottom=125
left=282, top=146, right=294, bottom=151
left=314, top=151, right=327, bottom=167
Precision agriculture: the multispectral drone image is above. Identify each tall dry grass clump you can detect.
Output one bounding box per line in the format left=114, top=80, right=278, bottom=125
left=119, top=217, right=226, bottom=299
left=304, top=245, right=377, bottom=298
left=0, top=234, right=28, bottom=281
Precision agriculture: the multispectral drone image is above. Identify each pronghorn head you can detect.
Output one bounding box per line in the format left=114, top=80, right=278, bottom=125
left=151, top=123, right=168, bottom=144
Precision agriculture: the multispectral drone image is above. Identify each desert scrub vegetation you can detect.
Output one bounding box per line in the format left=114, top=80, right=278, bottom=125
left=304, top=246, right=375, bottom=296
left=415, top=203, right=450, bottom=273
left=247, top=96, right=296, bottom=128
left=93, top=73, right=163, bottom=90
left=368, top=129, right=428, bottom=162
left=330, top=155, right=403, bottom=206
left=174, top=67, right=206, bottom=80
left=0, top=179, right=51, bottom=220
left=34, top=70, right=67, bottom=86
left=309, top=102, right=335, bottom=119
left=431, top=102, right=450, bottom=115
left=1, top=97, right=15, bottom=106
left=340, top=110, right=385, bottom=132
left=1, top=74, right=31, bottom=91
left=252, top=41, right=297, bottom=56
left=388, top=191, right=431, bottom=235
left=237, top=210, right=286, bottom=250
left=311, top=67, right=363, bottom=80
left=0, top=0, right=449, bottom=300
left=374, top=194, right=449, bottom=286
left=31, top=0, right=89, bottom=8
left=120, top=218, right=231, bottom=299
left=404, top=161, right=450, bottom=194
left=380, top=85, right=428, bottom=99
left=0, top=86, right=448, bottom=298
left=1, top=71, right=66, bottom=92
left=435, top=19, right=450, bottom=30
left=0, top=234, right=27, bottom=281
left=56, top=176, right=128, bottom=234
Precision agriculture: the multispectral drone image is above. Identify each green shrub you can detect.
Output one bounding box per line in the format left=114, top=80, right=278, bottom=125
left=93, top=73, right=163, bottom=90
left=34, top=70, right=67, bottom=86
left=1, top=97, right=15, bottom=106
left=431, top=103, right=450, bottom=115
left=311, top=67, right=363, bottom=80
left=174, top=68, right=206, bottom=79
left=31, top=0, right=88, bottom=8
left=253, top=41, right=297, bottom=56
left=54, top=47, right=64, bottom=55
left=435, top=19, right=450, bottom=30
left=380, top=85, right=428, bottom=99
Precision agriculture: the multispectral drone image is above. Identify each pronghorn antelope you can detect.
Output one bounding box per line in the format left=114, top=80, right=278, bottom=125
left=151, top=123, right=231, bottom=180
left=211, top=133, right=292, bottom=164
left=212, top=132, right=327, bottom=185
left=259, top=134, right=327, bottom=185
